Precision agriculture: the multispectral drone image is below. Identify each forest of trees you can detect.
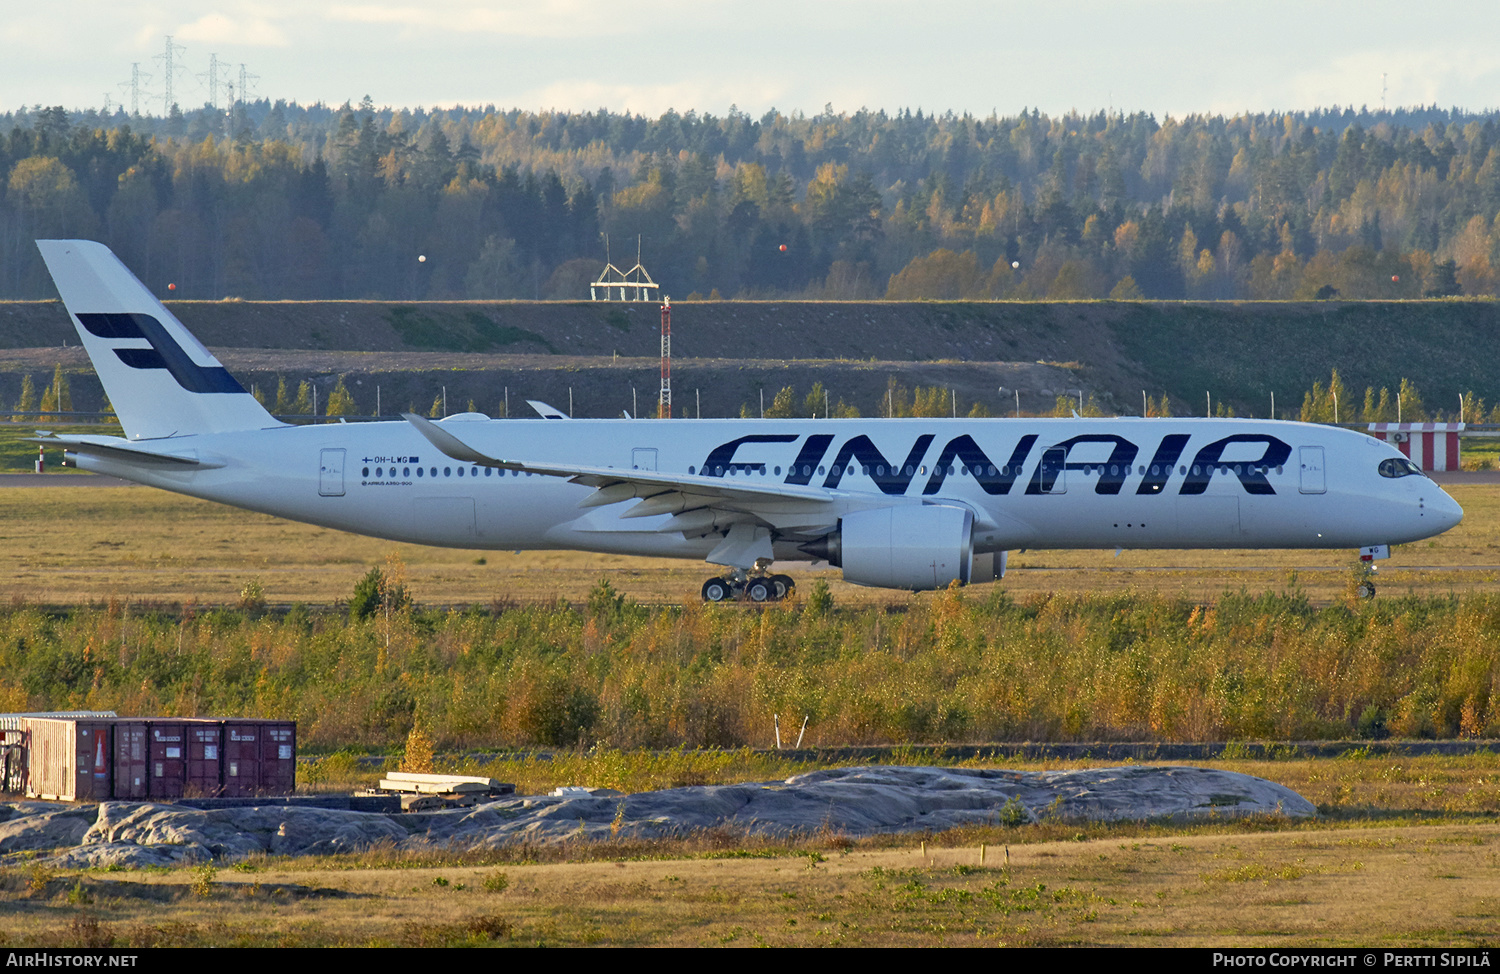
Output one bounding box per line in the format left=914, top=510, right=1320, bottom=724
left=4, top=99, right=1500, bottom=302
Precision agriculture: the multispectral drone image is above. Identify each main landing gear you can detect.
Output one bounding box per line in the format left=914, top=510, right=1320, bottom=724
left=701, top=567, right=796, bottom=603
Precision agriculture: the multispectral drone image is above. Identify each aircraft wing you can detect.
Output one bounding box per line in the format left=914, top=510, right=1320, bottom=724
left=401, top=413, right=842, bottom=538
left=28, top=433, right=219, bottom=468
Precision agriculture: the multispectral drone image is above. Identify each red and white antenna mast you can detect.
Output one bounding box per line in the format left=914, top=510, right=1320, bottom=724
left=658, top=295, right=672, bottom=418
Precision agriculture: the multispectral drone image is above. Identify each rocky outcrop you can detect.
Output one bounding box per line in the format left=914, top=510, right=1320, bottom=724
left=0, top=802, right=96, bottom=853
left=407, top=765, right=1314, bottom=846
left=1, top=765, right=1314, bottom=865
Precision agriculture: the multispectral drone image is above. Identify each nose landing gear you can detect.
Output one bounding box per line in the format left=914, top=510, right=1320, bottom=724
left=701, top=567, right=797, bottom=603
left=1352, top=545, right=1389, bottom=600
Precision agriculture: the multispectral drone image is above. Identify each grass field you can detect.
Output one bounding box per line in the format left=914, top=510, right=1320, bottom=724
left=5, top=469, right=1500, bottom=947
left=2, top=478, right=1497, bottom=607
left=6, top=745, right=1500, bottom=947
left=5, top=749, right=1500, bottom=947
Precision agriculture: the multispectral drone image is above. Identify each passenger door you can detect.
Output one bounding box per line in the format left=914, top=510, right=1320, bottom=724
left=1038, top=446, right=1066, bottom=494
left=1299, top=446, right=1326, bottom=494
left=319, top=448, right=345, bottom=496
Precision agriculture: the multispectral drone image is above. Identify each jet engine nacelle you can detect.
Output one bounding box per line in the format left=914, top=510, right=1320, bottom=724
left=972, top=549, right=1007, bottom=582
left=831, top=505, right=976, bottom=590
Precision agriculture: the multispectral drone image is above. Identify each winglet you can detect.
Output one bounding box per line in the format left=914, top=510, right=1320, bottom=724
left=527, top=400, right=570, bottom=419
left=401, top=412, right=509, bottom=466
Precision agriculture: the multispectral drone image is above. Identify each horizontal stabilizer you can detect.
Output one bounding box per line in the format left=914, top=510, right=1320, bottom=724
left=29, top=433, right=219, bottom=468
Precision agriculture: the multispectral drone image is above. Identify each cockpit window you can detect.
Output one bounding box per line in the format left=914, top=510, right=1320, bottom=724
left=1378, top=457, right=1426, bottom=479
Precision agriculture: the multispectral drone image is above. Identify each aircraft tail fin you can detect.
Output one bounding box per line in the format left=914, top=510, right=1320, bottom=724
left=36, top=240, right=282, bottom=439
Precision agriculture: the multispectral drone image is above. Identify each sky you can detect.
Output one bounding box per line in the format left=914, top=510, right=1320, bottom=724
left=4, top=1, right=1499, bottom=120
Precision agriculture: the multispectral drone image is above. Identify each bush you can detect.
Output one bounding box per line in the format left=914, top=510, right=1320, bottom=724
left=349, top=566, right=411, bottom=621
left=806, top=578, right=834, bottom=615
left=517, top=674, right=601, bottom=747
left=237, top=578, right=267, bottom=612
left=400, top=725, right=436, bottom=773
left=586, top=578, right=627, bottom=622
left=349, top=567, right=383, bottom=620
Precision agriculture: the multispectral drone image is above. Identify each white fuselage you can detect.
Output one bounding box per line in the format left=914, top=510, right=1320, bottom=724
left=71, top=416, right=1463, bottom=562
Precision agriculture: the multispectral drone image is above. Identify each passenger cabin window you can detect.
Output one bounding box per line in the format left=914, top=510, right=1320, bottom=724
left=1379, top=457, right=1425, bottom=479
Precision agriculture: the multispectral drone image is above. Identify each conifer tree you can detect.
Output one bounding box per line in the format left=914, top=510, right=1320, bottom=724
left=14, top=374, right=36, bottom=421
left=325, top=376, right=358, bottom=419
left=1397, top=378, right=1427, bottom=421
left=764, top=386, right=797, bottom=418
left=803, top=382, right=827, bottom=418
left=39, top=365, right=72, bottom=414
left=291, top=381, right=313, bottom=418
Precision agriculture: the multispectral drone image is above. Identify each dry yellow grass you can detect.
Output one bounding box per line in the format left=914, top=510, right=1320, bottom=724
left=5, top=475, right=1498, bottom=947
left=1, top=479, right=1498, bottom=606
left=5, top=820, right=1499, bottom=947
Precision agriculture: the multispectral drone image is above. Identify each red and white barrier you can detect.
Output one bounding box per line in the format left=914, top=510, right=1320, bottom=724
left=1366, top=422, right=1464, bottom=471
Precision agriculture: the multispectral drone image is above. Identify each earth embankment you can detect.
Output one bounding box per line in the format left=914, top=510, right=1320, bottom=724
left=4, top=298, right=1498, bottom=417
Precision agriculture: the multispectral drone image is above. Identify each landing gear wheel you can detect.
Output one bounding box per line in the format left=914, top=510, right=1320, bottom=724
left=702, top=577, right=732, bottom=603
left=770, top=574, right=795, bottom=600
left=745, top=578, right=774, bottom=603
left=1356, top=581, right=1376, bottom=600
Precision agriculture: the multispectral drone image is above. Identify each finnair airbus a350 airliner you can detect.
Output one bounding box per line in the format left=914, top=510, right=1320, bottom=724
left=33, top=240, right=1463, bottom=602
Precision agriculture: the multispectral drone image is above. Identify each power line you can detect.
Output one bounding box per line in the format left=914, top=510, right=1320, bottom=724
left=199, top=53, right=231, bottom=110
left=117, top=63, right=151, bottom=116
left=151, top=35, right=187, bottom=114
left=237, top=63, right=259, bottom=108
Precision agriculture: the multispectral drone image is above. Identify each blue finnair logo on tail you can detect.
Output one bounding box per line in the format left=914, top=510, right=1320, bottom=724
left=75, top=312, right=246, bottom=394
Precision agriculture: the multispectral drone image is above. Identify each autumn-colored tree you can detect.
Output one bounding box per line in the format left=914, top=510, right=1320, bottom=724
left=272, top=377, right=292, bottom=414
left=886, top=249, right=986, bottom=300
left=1397, top=378, right=1427, bottom=421
left=37, top=364, right=71, bottom=416
left=13, top=374, right=36, bottom=421
left=764, top=386, right=797, bottom=418
left=1300, top=371, right=1349, bottom=424
left=325, top=376, right=358, bottom=419
left=291, top=381, right=313, bottom=419
left=9, top=101, right=1500, bottom=305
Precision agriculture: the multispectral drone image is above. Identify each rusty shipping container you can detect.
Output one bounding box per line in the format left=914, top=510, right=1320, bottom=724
left=221, top=720, right=296, bottom=797
left=259, top=721, right=297, bottom=795
left=146, top=720, right=191, bottom=799
left=112, top=720, right=149, bottom=800
left=184, top=720, right=224, bottom=797
left=9, top=714, right=294, bottom=801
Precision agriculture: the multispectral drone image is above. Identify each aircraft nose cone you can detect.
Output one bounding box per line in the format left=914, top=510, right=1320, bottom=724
left=1429, top=488, right=1464, bottom=532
